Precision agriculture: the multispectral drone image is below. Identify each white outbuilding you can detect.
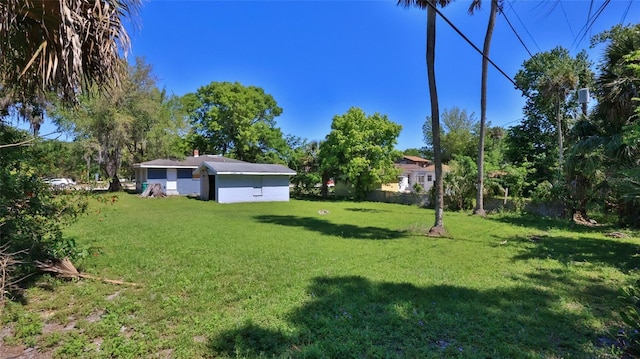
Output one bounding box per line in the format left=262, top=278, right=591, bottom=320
left=194, top=161, right=296, bottom=203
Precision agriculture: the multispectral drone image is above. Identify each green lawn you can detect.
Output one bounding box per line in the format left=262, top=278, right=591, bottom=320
left=2, top=194, right=639, bottom=358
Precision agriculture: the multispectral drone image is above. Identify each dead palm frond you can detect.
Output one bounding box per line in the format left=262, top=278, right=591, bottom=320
left=36, top=257, right=140, bottom=286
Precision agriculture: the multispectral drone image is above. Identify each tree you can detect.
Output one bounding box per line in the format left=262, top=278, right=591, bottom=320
left=423, top=107, right=478, bottom=163
left=468, top=0, right=500, bottom=216
left=287, top=138, right=323, bottom=196
left=320, top=107, right=402, bottom=200
left=443, top=155, right=477, bottom=210
left=397, top=0, right=453, bottom=235
left=514, top=47, right=593, bottom=179
left=0, top=0, right=138, bottom=293
left=52, top=58, right=185, bottom=191
left=184, top=82, right=287, bottom=163
left=571, top=24, right=640, bottom=226
left=511, top=47, right=593, bottom=199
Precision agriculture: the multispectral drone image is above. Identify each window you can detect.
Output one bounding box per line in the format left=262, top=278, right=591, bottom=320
left=148, top=169, right=166, bottom=179
left=417, top=175, right=425, bottom=184
left=177, top=168, right=193, bottom=179
left=427, top=175, right=433, bottom=182
left=253, top=177, right=263, bottom=196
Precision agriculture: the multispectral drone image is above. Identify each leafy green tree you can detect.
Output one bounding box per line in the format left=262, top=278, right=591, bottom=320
left=0, top=0, right=136, bottom=293
left=423, top=107, right=478, bottom=163
left=499, top=162, right=535, bottom=211
left=510, top=47, right=593, bottom=194
left=184, top=82, right=287, bottom=163
left=29, top=139, right=86, bottom=180
left=568, top=25, right=640, bottom=226
left=320, top=107, right=402, bottom=200
left=397, top=0, right=453, bottom=235
left=287, top=138, right=323, bottom=196
left=52, top=58, right=185, bottom=191
left=0, top=126, right=88, bottom=288
left=443, top=155, right=477, bottom=210
left=403, top=147, right=431, bottom=159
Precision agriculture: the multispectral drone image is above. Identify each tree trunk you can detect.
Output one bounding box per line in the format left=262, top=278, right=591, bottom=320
left=426, top=6, right=445, bottom=235
left=108, top=175, right=122, bottom=192
left=556, top=98, right=563, bottom=171
left=474, top=0, right=498, bottom=217
left=321, top=171, right=330, bottom=198
left=103, top=148, right=122, bottom=192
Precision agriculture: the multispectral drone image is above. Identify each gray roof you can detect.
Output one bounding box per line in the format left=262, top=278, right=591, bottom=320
left=134, top=155, right=245, bottom=168
left=196, top=161, right=296, bottom=175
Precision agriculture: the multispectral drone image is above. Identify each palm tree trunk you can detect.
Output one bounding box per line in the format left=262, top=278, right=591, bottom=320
left=556, top=98, right=563, bottom=172
left=474, top=0, right=498, bottom=217
left=426, top=5, right=445, bottom=235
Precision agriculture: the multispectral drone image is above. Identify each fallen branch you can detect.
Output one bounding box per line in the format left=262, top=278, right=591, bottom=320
left=36, top=258, right=140, bottom=287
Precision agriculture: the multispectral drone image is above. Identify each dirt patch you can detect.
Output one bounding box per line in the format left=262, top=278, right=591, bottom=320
left=0, top=345, right=52, bottom=359
left=106, top=291, right=121, bottom=301
left=85, top=310, right=104, bottom=323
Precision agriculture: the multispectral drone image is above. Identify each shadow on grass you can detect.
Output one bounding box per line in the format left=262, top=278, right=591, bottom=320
left=489, top=213, right=615, bottom=234
left=254, top=215, right=407, bottom=240
left=209, top=276, right=602, bottom=358
left=512, top=235, right=640, bottom=273
left=344, top=207, right=390, bottom=213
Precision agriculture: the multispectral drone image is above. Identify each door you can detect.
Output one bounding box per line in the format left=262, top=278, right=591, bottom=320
left=208, top=175, right=216, bottom=201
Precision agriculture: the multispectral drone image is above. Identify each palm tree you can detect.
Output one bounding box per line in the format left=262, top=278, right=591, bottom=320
left=397, top=0, right=452, bottom=236
left=540, top=65, right=578, bottom=172
left=469, top=0, right=500, bottom=217
left=0, top=0, right=140, bottom=117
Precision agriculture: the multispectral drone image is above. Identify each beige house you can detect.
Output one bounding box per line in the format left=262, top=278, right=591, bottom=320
left=381, top=155, right=449, bottom=193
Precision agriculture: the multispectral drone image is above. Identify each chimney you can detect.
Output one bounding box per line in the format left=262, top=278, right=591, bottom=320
left=193, top=149, right=199, bottom=157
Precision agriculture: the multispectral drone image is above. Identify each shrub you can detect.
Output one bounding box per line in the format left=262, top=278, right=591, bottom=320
left=619, top=279, right=640, bottom=355
left=0, top=125, right=88, bottom=301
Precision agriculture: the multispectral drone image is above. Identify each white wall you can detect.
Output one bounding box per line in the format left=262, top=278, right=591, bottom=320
left=217, top=175, right=290, bottom=203
left=166, top=168, right=178, bottom=195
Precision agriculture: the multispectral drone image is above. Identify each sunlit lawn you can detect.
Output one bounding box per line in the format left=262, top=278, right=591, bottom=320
left=2, top=193, right=639, bottom=358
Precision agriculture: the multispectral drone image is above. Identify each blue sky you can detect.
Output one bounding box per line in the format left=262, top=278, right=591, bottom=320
left=30, top=0, right=640, bottom=150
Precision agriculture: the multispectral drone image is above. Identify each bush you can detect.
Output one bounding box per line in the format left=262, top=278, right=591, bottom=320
left=0, top=125, right=88, bottom=300
left=619, top=280, right=640, bottom=355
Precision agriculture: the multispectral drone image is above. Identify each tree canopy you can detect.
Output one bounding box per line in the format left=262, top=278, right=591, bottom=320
left=52, top=58, right=186, bottom=191
left=320, top=107, right=402, bottom=200
left=184, top=82, right=287, bottom=163
left=508, top=47, right=594, bottom=190
left=423, top=107, right=479, bottom=163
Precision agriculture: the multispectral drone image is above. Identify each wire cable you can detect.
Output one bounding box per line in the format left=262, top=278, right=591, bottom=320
left=620, top=0, right=633, bottom=25
left=572, top=0, right=611, bottom=49
left=559, top=1, right=575, bottom=40
left=423, top=2, right=520, bottom=89
left=505, top=0, right=541, bottom=53
left=501, top=10, right=534, bottom=58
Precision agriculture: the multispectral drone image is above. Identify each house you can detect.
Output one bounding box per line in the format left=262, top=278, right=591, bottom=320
left=194, top=161, right=296, bottom=203
left=381, top=155, right=449, bottom=193
left=133, top=152, right=244, bottom=195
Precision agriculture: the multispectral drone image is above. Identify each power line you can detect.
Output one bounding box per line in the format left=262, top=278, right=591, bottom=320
left=620, top=0, right=633, bottom=24
left=505, top=0, right=541, bottom=53
left=586, top=0, right=594, bottom=33
left=572, top=0, right=611, bottom=50
left=559, top=1, right=575, bottom=41
left=423, top=1, right=520, bottom=90
left=501, top=10, right=534, bottom=58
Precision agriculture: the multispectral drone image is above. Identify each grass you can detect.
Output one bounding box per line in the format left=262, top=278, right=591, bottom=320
left=2, top=194, right=640, bottom=358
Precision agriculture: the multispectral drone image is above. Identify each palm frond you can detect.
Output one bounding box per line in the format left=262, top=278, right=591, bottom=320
left=0, top=0, right=141, bottom=109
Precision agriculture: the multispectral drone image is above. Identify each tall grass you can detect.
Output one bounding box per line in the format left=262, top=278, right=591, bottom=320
left=2, top=194, right=638, bottom=358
